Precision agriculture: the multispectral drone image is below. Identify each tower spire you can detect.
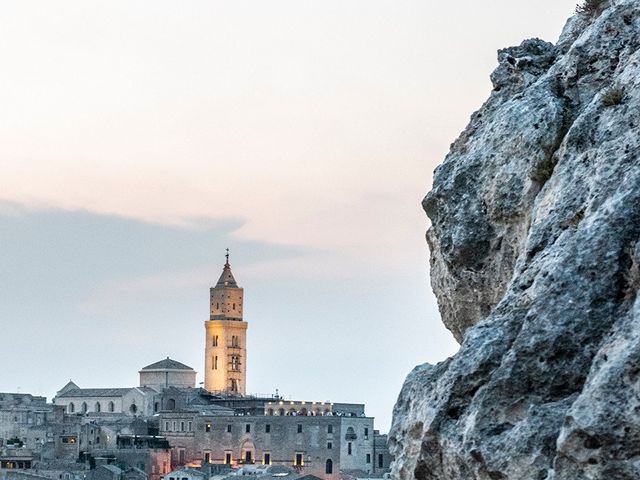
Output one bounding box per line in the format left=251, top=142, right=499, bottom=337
left=225, top=248, right=230, bottom=266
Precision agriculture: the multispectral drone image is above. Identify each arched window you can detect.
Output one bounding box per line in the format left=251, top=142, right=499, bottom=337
left=154, top=402, right=159, bottom=413
left=214, top=356, right=218, bottom=370
left=325, top=459, right=333, bottom=474
left=231, top=356, right=239, bottom=371
left=267, top=408, right=274, bottom=416
left=108, top=401, right=114, bottom=412
left=278, top=408, right=285, bottom=416
left=130, top=404, right=137, bottom=414
left=216, top=302, right=219, bottom=310
left=81, top=402, right=87, bottom=414
left=230, top=379, right=238, bottom=392
left=299, top=408, right=308, bottom=416
left=233, top=303, right=236, bottom=310
left=68, top=403, right=75, bottom=413
left=95, top=402, right=101, bottom=412
left=167, top=399, right=176, bottom=410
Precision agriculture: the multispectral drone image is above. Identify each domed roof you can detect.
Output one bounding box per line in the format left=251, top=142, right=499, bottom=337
left=141, top=357, right=194, bottom=371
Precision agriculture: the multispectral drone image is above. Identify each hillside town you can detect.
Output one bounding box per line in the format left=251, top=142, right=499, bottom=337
left=0, top=257, right=392, bottom=480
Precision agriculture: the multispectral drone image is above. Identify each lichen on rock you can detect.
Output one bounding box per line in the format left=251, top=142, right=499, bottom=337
left=390, top=1, right=640, bottom=479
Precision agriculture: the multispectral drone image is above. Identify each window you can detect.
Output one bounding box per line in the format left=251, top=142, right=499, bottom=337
left=181, top=422, right=185, bottom=432
left=348, top=442, right=352, bottom=455
left=204, top=452, right=211, bottom=464
left=230, top=379, right=238, bottom=392
left=130, top=404, right=137, bottom=415
left=231, top=356, right=240, bottom=371
left=81, top=402, right=88, bottom=414
left=366, top=454, right=371, bottom=464
left=265, top=424, right=271, bottom=433
left=154, top=402, right=159, bottom=413
left=68, top=403, right=75, bottom=413
left=327, top=442, right=332, bottom=450
left=188, top=421, right=192, bottom=432
left=179, top=449, right=186, bottom=465
left=216, top=303, right=219, bottom=310
left=364, top=427, right=369, bottom=439
left=167, top=399, right=176, bottom=410
left=327, top=425, right=333, bottom=434
left=214, top=356, right=218, bottom=370
left=227, top=424, right=232, bottom=433
left=233, top=303, right=236, bottom=309
left=325, top=459, right=333, bottom=474
left=165, top=422, right=170, bottom=431
left=378, top=454, right=384, bottom=468
left=95, top=402, right=101, bottom=412
left=213, top=335, right=218, bottom=346
left=297, top=424, right=302, bottom=433
left=206, top=423, right=212, bottom=432
left=245, top=451, right=252, bottom=463
left=263, top=453, right=271, bottom=465
left=245, top=424, right=251, bottom=433
left=294, top=453, right=303, bottom=467
left=173, top=422, right=177, bottom=431
left=225, top=452, right=232, bottom=465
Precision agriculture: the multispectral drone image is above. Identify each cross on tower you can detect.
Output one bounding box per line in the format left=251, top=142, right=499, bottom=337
left=225, top=248, right=230, bottom=266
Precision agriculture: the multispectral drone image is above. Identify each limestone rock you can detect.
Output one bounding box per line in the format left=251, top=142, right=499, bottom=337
left=390, top=1, right=640, bottom=479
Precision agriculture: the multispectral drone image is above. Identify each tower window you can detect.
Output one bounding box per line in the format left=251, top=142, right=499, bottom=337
left=206, top=423, right=212, bottom=432
left=225, top=452, right=232, bottom=464
left=348, top=442, right=352, bottom=455
left=214, top=356, right=218, bottom=370
left=366, top=454, right=371, bottom=463
left=327, top=442, right=332, bottom=449
left=327, top=425, right=333, bottom=434
left=378, top=454, right=384, bottom=468
left=265, top=424, right=271, bottom=433
left=213, top=335, right=218, bottom=347
left=216, top=303, right=219, bottom=310
left=233, top=303, right=236, bottom=309
left=246, top=424, right=251, bottom=433
left=294, top=453, right=303, bottom=467
left=227, top=424, right=232, bottom=433
left=263, top=453, right=271, bottom=465
left=297, top=424, right=302, bottom=433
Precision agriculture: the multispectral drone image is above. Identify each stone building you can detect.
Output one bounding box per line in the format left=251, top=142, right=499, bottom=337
left=204, top=253, right=248, bottom=395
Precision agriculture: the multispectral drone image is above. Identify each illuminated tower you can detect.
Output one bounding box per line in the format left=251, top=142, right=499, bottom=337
left=204, top=250, right=248, bottom=395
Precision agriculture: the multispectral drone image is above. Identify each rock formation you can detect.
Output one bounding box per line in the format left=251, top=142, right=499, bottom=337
left=389, top=1, right=640, bottom=479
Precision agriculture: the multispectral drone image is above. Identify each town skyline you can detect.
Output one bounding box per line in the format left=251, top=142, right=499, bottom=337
left=0, top=0, right=578, bottom=433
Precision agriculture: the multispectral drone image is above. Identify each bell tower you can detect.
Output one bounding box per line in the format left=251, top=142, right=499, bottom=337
left=204, top=250, right=248, bottom=395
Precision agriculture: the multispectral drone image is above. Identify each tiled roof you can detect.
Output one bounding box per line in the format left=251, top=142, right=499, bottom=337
left=141, top=357, right=194, bottom=371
